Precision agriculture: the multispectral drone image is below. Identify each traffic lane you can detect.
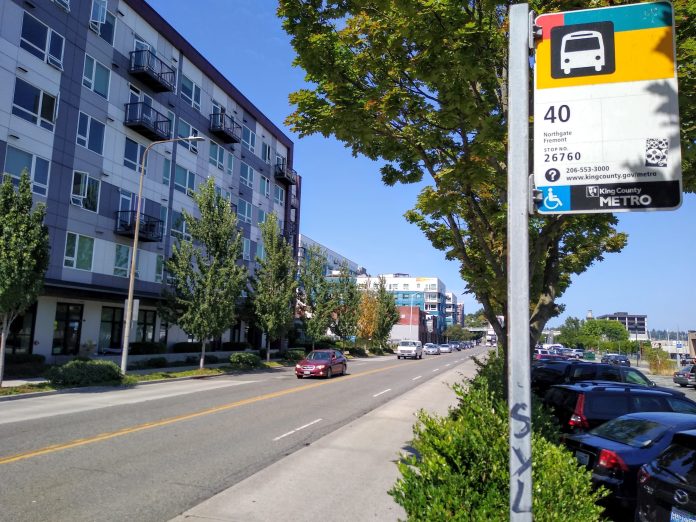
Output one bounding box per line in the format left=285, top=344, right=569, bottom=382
left=0, top=355, right=402, bottom=458
left=0, top=352, right=480, bottom=521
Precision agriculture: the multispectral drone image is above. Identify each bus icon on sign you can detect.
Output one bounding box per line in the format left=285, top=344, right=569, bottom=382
left=550, top=21, right=615, bottom=79
left=561, top=31, right=605, bottom=74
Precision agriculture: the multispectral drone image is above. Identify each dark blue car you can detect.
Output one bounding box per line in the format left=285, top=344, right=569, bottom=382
left=563, top=412, right=696, bottom=514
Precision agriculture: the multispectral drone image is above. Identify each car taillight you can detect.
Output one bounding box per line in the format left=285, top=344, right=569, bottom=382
left=689, top=373, right=695, bottom=379
left=569, top=393, right=589, bottom=429
left=637, top=465, right=651, bottom=485
left=598, top=449, right=628, bottom=472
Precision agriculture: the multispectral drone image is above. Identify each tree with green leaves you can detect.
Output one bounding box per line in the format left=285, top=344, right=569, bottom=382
left=582, top=318, right=629, bottom=343
left=164, top=177, right=247, bottom=369
left=0, top=172, right=50, bottom=385
left=298, top=244, right=333, bottom=349
left=251, top=214, right=298, bottom=362
left=374, top=276, right=400, bottom=351
left=443, top=324, right=473, bottom=342
left=277, top=0, right=694, bottom=353
left=357, top=287, right=379, bottom=349
left=328, top=262, right=360, bottom=345
left=556, top=316, right=584, bottom=348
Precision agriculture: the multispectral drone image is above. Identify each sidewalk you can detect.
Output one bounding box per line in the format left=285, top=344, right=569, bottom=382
left=171, top=357, right=480, bottom=522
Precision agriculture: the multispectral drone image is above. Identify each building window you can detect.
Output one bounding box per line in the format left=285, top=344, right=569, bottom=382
left=124, top=138, right=146, bottom=172
left=3, top=146, right=50, bottom=196
left=273, top=185, right=285, bottom=206
left=174, top=165, right=195, bottom=195
left=159, top=205, right=168, bottom=233
left=209, top=142, right=224, bottom=170
left=155, top=254, right=164, bottom=283
left=64, top=232, right=94, bottom=271
left=119, top=190, right=134, bottom=212
left=261, top=142, right=272, bottom=164
left=162, top=157, right=171, bottom=186
left=52, top=303, right=83, bottom=355
left=52, top=0, right=71, bottom=12
left=240, top=162, right=254, bottom=188
left=76, top=112, right=105, bottom=155
left=256, top=242, right=266, bottom=261
left=71, top=171, right=100, bottom=212
left=137, top=310, right=157, bottom=343
left=12, top=78, right=57, bottom=132
left=214, top=185, right=231, bottom=202
left=113, top=243, right=130, bottom=277
left=82, top=54, right=110, bottom=99
left=259, top=176, right=270, bottom=198
left=89, top=0, right=115, bottom=44
left=20, top=11, right=64, bottom=69
left=225, top=154, right=234, bottom=177
left=258, top=209, right=267, bottom=224
left=99, top=306, right=123, bottom=351
left=242, top=125, right=256, bottom=153
left=242, top=237, right=250, bottom=261
left=171, top=211, right=191, bottom=241
left=180, top=75, right=201, bottom=110
left=237, top=199, right=252, bottom=224
left=403, top=284, right=409, bottom=290
left=177, top=119, right=199, bottom=153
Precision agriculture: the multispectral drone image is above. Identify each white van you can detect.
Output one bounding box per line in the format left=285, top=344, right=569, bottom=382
left=396, top=340, right=423, bottom=360
left=560, top=30, right=605, bottom=74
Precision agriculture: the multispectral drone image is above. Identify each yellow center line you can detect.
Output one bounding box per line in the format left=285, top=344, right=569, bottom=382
left=0, top=362, right=405, bottom=466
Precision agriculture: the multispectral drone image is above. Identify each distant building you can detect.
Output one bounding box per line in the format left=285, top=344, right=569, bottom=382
left=298, top=235, right=365, bottom=277
left=444, top=292, right=459, bottom=328
left=390, top=306, right=428, bottom=344
left=596, top=312, right=649, bottom=341
left=456, top=304, right=466, bottom=326
left=357, top=273, right=447, bottom=341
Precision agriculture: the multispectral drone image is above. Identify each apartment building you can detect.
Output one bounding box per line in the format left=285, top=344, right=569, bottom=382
left=298, top=234, right=365, bottom=277
left=356, top=273, right=448, bottom=340
left=1, top=0, right=300, bottom=358
left=596, top=312, right=649, bottom=341
left=444, top=292, right=459, bottom=328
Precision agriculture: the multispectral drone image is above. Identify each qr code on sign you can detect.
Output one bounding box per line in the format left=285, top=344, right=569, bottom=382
left=645, top=138, right=668, bottom=167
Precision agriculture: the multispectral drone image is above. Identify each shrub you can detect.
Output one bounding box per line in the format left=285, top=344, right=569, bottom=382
left=390, top=354, right=606, bottom=520
left=348, top=346, right=368, bottom=357
left=144, top=357, right=168, bottom=369
left=46, top=360, right=124, bottom=387
left=229, top=352, right=262, bottom=370
left=129, top=342, right=166, bottom=355
left=222, top=341, right=252, bottom=351
left=171, top=342, right=202, bottom=353
left=4, top=353, right=46, bottom=378
left=286, top=349, right=306, bottom=362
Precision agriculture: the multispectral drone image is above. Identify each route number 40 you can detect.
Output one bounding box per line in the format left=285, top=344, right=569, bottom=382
left=544, top=105, right=570, bottom=123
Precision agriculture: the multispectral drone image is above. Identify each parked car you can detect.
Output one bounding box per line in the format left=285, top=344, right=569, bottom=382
left=439, top=344, right=452, bottom=353
left=531, top=360, right=655, bottom=396
left=396, top=340, right=423, bottom=360
left=543, top=382, right=696, bottom=433
left=674, top=364, right=696, bottom=388
left=295, top=349, right=347, bottom=379
left=564, top=412, right=696, bottom=513
left=424, top=343, right=440, bottom=355
left=602, top=353, right=620, bottom=363
left=636, top=429, right=696, bottom=522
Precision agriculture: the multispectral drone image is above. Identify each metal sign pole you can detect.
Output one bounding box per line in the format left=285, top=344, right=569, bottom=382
left=507, top=3, right=532, bottom=520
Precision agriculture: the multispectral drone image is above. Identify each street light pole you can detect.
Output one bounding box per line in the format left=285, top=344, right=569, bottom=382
left=120, top=135, right=204, bottom=374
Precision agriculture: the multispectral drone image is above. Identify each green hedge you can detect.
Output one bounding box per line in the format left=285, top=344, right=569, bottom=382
left=222, top=341, right=252, bottom=351
left=128, top=342, right=166, bottom=355
left=171, top=342, right=202, bottom=353
left=46, top=360, right=124, bottom=387
left=286, top=349, right=306, bottom=362
left=389, top=354, right=606, bottom=520
left=229, top=352, right=262, bottom=370
left=4, top=353, right=46, bottom=377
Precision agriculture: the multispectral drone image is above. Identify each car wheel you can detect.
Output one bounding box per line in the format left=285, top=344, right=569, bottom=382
left=679, top=383, right=687, bottom=387
left=296, top=375, right=303, bottom=379
left=326, top=367, right=332, bottom=379
left=342, top=364, right=347, bottom=376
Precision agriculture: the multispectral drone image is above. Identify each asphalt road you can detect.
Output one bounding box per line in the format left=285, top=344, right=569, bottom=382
left=0, top=347, right=487, bottom=522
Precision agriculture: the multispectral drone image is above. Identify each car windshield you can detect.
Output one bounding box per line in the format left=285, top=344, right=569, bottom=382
left=307, top=352, right=331, bottom=360
left=590, top=418, right=667, bottom=448
left=399, top=342, right=416, bottom=347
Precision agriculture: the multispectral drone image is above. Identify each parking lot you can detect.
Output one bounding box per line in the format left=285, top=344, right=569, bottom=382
left=641, top=365, right=696, bottom=398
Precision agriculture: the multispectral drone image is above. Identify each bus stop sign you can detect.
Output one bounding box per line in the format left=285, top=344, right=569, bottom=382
left=533, top=1, right=682, bottom=214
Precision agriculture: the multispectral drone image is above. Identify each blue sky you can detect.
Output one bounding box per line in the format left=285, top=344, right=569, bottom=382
left=146, top=0, right=694, bottom=331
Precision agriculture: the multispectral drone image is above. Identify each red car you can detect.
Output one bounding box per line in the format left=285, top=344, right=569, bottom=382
left=295, top=349, right=348, bottom=379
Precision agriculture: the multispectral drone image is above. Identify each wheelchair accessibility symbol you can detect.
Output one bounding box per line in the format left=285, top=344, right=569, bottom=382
left=543, top=188, right=563, bottom=210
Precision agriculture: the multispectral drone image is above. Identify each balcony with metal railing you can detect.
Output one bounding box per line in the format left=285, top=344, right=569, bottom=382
left=128, top=50, right=176, bottom=92
left=114, top=211, right=164, bottom=242
left=275, top=160, right=297, bottom=185
left=124, top=102, right=171, bottom=141
left=209, top=112, right=241, bottom=144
